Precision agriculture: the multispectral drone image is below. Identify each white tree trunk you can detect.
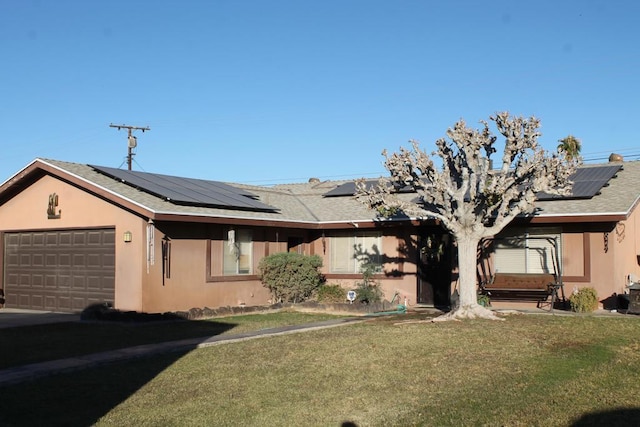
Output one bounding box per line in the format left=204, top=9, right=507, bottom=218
left=456, top=235, right=481, bottom=308
left=433, top=234, right=503, bottom=321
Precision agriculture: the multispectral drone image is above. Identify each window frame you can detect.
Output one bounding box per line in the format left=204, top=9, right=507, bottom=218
left=222, top=228, right=253, bottom=276
left=492, top=227, right=563, bottom=275
left=329, top=232, right=382, bottom=274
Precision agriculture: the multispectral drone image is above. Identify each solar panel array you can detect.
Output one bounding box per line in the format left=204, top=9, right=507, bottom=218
left=90, top=165, right=278, bottom=212
left=324, top=164, right=623, bottom=201
left=537, top=164, right=622, bottom=200
left=323, top=180, right=415, bottom=197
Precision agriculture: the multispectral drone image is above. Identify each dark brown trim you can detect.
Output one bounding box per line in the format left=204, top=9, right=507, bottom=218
left=0, top=225, right=117, bottom=234
left=207, top=275, right=260, bottom=283
left=205, top=237, right=212, bottom=279
left=530, top=214, right=627, bottom=224
left=205, top=238, right=260, bottom=283
left=153, top=213, right=405, bottom=230
left=562, top=232, right=591, bottom=283
left=0, top=231, right=4, bottom=298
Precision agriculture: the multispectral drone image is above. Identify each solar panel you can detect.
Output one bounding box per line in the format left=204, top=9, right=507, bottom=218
left=90, top=165, right=278, bottom=212
left=323, top=182, right=359, bottom=197
left=537, top=164, right=622, bottom=200
left=324, top=164, right=622, bottom=201
left=323, top=180, right=416, bottom=197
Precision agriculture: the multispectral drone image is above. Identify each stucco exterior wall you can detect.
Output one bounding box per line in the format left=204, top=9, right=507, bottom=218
left=562, top=220, right=638, bottom=307
left=310, top=227, right=420, bottom=307
left=139, top=223, right=272, bottom=313
left=612, top=207, right=640, bottom=294
left=139, top=224, right=423, bottom=313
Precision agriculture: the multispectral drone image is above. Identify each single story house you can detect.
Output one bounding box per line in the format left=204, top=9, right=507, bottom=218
left=0, top=158, right=638, bottom=313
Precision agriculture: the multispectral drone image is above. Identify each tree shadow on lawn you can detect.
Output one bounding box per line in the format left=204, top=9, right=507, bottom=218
left=0, top=316, right=238, bottom=426
left=571, top=408, right=640, bottom=427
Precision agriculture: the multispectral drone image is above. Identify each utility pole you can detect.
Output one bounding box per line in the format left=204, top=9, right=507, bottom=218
left=109, top=123, right=151, bottom=170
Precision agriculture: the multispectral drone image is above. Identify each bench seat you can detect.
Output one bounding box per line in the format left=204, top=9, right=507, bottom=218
left=480, top=273, right=562, bottom=311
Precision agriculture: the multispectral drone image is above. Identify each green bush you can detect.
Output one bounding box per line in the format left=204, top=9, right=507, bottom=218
left=477, top=293, right=491, bottom=307
left=258, top=252, right=324, bottom=303
left=353, top=262, right=383, bottom=304
left=569, top=287, right=599, bottom=313
left=317, top=284, right=347, bottom=303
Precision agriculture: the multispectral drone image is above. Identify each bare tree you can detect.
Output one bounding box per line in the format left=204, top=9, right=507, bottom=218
left=356, top=112, right=575, bottom=320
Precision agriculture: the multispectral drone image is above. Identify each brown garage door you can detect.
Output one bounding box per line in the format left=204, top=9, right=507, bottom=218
left=3, top=228, right=115, bottom=312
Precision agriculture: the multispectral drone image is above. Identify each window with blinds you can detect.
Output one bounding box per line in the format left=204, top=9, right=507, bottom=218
left=330, top=233, right=382, bottom=274
left=493, top=228, right=561, bottom=275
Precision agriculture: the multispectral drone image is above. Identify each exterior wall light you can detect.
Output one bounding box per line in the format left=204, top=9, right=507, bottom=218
left=123, top=231, right=133, bottom=243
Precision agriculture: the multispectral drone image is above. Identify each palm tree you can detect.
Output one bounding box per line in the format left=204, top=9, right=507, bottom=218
left=557, top=135, right=582, bottom=162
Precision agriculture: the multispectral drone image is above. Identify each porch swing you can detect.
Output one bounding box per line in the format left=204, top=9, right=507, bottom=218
left=478, top=236, right=566, bottom=313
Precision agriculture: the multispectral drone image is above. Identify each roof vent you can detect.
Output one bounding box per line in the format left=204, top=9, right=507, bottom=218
left=308, top=177, right=320, bottom=183
left=609, top=153, right=624, bottom=162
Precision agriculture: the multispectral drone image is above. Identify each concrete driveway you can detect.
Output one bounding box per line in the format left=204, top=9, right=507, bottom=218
left=0, top=308, right=80, bottom=329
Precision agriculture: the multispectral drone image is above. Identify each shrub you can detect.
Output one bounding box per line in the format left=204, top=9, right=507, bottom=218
left=353, top=262, right=383, bottom=304
left=317, top=284, right=347, bottom=303
left=569, top=287, right=599, bottom=313
left=477, top=293, right=491, bottom=307
left=258, top=252, right=324, bottom=303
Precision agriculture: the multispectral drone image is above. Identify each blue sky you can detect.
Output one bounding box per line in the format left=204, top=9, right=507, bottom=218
left=2, top=1, right=639, bottom=185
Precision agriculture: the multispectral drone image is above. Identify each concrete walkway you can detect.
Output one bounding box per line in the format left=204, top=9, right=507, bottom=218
left=0, top=317, right=365, bottom=386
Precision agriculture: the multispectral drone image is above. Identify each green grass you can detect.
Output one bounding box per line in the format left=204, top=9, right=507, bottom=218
left=0, top=310, right=342, bottom=369
left=2, top=313, right=640, bottom=426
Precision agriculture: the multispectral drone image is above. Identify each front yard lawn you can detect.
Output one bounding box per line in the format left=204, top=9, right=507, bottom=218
left=0, top=310, right=343, bottom=369
left=2, top=313, right=640, bottom=426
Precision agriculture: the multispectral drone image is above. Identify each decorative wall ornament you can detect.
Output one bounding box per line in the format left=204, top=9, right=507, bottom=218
left=616, top=222, right=626, bottom=243
left=47, top=193, right=61, bottom=219
left=604, top=232, right=609, bottom=253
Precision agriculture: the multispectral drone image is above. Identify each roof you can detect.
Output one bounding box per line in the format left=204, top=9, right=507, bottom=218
left=1, top=158, right=639, bottom=228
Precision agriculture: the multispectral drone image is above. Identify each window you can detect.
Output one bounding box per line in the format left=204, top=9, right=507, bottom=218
left=330, top=232, right=382, bottom=274
left=493, top=228, right=562, bottom=274
left=223, top=229, right=252, bottom=275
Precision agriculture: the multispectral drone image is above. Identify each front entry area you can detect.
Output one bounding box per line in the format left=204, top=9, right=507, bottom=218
left=417, top=229, right=452, bottom=308
left=2, top=228, right=115, bottom=313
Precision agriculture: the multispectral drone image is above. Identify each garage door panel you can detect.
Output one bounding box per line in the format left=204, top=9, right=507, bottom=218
left=4, top=228, right=115, bottom=312
left=45, top=296, right=57, bottom=310
left=103, top=254, right=115, bottom=268
left=31, top=275, right=44, bottom=287
left=19, top=234, right=32, bottom=246
left=58, top=232, right=72, bottom=245
left=58, top=296, right=71, bottom=311
left=32, top=254, right=44, bottom=266
left=45, top=274, right=57, bottom=287
left=58, top=254, right=71, bottom=267
left=19, top=274, right=32, bottom=287
left=72, top=276, right=86, bottom=290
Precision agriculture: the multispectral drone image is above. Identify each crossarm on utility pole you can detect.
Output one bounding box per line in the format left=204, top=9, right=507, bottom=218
left=109, top=123, right=151, bottom=170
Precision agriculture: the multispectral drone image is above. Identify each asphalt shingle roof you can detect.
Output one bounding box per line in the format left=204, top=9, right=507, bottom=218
left=16, top=158, right=640, bottom=225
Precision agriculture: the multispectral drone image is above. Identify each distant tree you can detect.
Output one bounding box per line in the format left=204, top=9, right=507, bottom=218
left=355, top=112, right=575, bottom=320
left=557, top=135, right=582, bottom=162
